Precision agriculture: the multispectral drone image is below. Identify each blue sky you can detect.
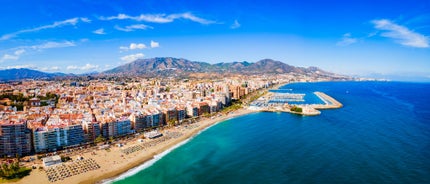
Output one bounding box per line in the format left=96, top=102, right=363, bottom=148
left=0, top=0, right=429, bottom=80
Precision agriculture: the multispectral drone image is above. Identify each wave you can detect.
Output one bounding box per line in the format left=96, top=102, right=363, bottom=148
left=101, top=120, right=227, bottom=184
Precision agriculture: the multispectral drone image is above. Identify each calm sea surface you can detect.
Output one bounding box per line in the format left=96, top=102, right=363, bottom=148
left=111, top=82, right=430, bottom=184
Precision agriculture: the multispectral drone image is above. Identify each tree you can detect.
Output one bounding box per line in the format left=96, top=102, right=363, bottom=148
left=60, top=156, right=71, bottom=162
left=0, top=160, right=31, bottom=180
left=290, top=106, right=303, bottom=113
left=168, top=119, right=176, bottom=127
left=94, top=135, right=106, bottom=144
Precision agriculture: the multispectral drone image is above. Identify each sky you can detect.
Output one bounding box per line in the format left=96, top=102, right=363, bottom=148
left=0, top=0, right=429, bottom=80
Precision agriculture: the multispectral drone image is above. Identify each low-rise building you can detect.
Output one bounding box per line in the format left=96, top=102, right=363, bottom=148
left=42, top=155, right=62, bottom=167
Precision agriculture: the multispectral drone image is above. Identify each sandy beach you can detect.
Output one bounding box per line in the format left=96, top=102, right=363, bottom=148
left=14, top=108, right=256, bottom=184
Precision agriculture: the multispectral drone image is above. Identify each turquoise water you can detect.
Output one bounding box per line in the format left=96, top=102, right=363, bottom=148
left=112, top=82, right=430, bottom=184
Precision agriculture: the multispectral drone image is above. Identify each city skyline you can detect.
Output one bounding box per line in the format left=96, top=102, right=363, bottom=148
left=0, top=0, right=429, bottom=80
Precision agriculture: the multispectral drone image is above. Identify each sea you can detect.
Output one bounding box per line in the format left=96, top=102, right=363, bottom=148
left=108, top=81, right=430, bottom=184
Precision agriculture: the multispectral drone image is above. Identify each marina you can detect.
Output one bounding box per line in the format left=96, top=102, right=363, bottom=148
left=249, top=91, right=342, bottom=116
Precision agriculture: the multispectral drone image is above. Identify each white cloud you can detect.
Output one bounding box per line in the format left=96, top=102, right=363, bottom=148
left=101, top=12, right=216, bottom=24
left=66, top=63, right=99, bottom=70
left=0, top=17, right=90, bottom=41
left=81, top=63, right=99, bottom=70
left=80, top=38, right=89, bottom=42
left=66, top=65, right=79, bottom=70
left=230, top=20, right=241, bottom=29
left=0, top=49, right=26, bottom=62
left=14, top=49, right=25, bottom=55
left=130, top=43, right=147, bottom=49
left=372, top=19, right=429, bottom=48
left=119, top=46, right=129, bottom=51
left=0, top=64, right=36, bottom=70
left=119, top=43, right=147, bottom=51
left=0, top=54, right=19, bottom=62
left=80, top=17, right=91, bottom=23
left=120, top=53, right=144, bottom=63
left=30, top=41, right=76, bottom=50
left=336, top=33, right=358, bottom=46
left=93, top=28, right=106, bottom=35
left=102, top=13, right=172, bottom=23
left=40, top=66, right=60, bottom=71
left=170, top=12, right=216, bottom=24
left=114, top=24, right=153, bottom=32
left=150, top=40, right=159, bottom=48
left=0, top=41, right=75, bottom=62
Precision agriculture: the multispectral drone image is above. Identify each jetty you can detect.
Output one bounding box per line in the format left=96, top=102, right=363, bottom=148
left=310, top=92, right=343, bottom=109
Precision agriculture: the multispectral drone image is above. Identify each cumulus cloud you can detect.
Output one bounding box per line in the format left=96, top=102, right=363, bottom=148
left=0, top=17, right=90, bottom=41
left=66, top=64, right=99, bottom=70
left=336, top=33, right=358, bottom=46
left=372, top=19, right=429, bottom=48
left=93, top=28, right=106, bottom=35
left=119, top=43, right=147, bottom=51
left=231, top=20, right=241, bottom=29
left=114, top=24, right=153, bottom=32
left=100, top=12, right=216, bottom=24
left=120, top=53, right=144, bottom=63
left=150, top=40, right=159, bottom=48
left=130, top=43, right=147, bottom=49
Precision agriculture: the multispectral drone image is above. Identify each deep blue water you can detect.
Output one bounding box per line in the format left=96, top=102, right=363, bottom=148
left=112, top=82, right=430, bottom=184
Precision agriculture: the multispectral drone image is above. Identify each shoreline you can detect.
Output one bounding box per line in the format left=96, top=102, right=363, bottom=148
left=15, top=108, right=256, bottom=184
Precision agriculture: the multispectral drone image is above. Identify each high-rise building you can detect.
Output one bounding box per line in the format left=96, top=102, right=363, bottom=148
left=33, top=124, right=84, bottom=153
left=100, top=118, right=132, bottom=138
left=0, top=121, right=32, bottom=157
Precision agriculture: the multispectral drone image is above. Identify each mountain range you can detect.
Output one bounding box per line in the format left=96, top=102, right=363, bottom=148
left=104, top=57, right=335, bottom=76
left=0, top=68, right=67, bottom=81
left=0, top=57, right=341, bottom=81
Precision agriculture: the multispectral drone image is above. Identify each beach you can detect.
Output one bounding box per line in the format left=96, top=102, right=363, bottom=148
left=15, top=108, right=255, bottom=184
